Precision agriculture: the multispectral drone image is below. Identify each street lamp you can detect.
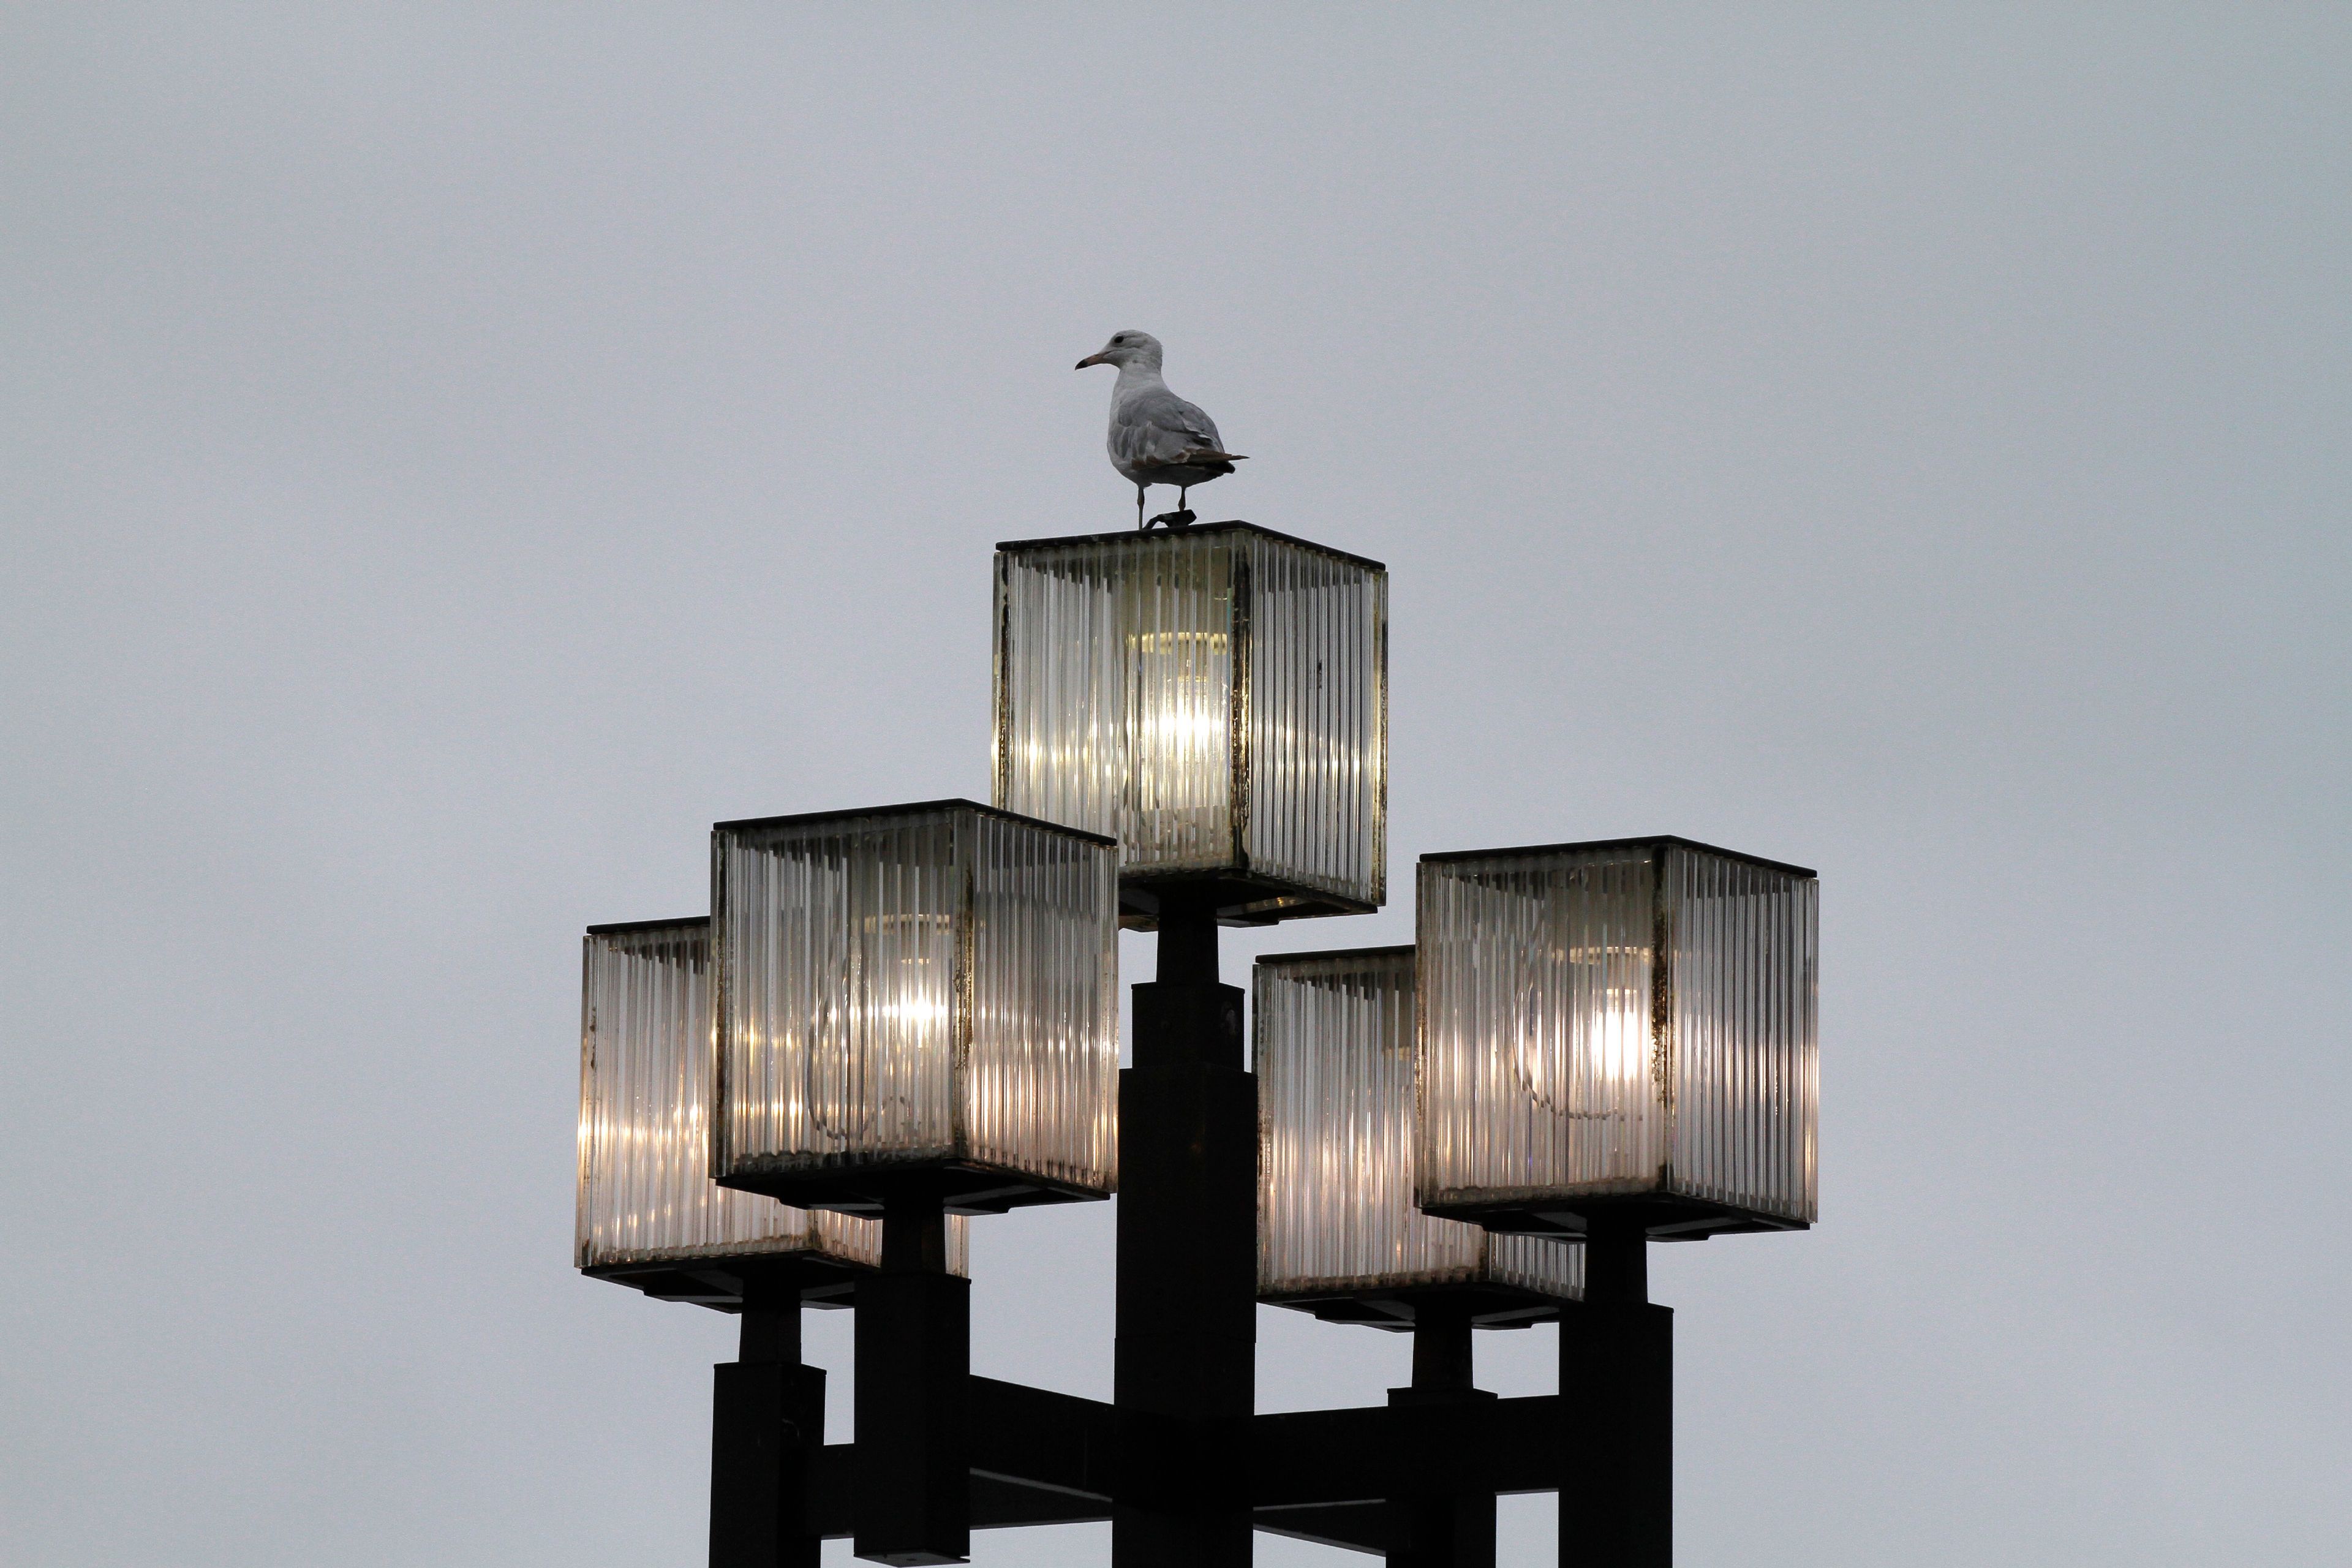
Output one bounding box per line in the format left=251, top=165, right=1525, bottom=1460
left=574, top=524, right=1821, bottom=1568
left=1415, top=836, right=1820, bottom=1243
left=1415, top=836, right=1819, bottom=1566
left=993, top=522, right=1387, bottom=925
left=576, top=914, right=971, bottom=1565
left=577, top=915, right=974, bottom=1300
left=709, top=799, right=1120, bottom=1215
left=709, top=799, right=1119, bottom=1565
left=1256, top=945, right=1583, bottom=1329
left=1256, top=943, right=1582, bottom=1568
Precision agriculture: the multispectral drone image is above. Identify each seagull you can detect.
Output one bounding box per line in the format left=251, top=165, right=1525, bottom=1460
left=1075, top=330, right=1247, bottom=529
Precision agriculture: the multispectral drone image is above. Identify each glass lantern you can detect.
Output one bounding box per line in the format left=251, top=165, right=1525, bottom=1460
left=710, top=800, right=1120, bottom=1213
left=992, top=523, right=1387, bottom=925
left=1258, top=946, right=1581, bottom=1327
left=1415, top=837, right=1819, bottom=1238
left=575, top=916, right=966, bottom=1306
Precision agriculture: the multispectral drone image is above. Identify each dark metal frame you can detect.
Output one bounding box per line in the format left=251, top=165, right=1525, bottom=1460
left=717, top=1158, right=1106, bottom=1219
left=1115, top=870, right=1376, bottom=931
left=995, top=519, right=1387, bottom=575
left=584, top=1257, right=865, bottom=1311
left=1417, top=833, right=1816, bottom=880
left=709, top=796, right=1119, bottom=845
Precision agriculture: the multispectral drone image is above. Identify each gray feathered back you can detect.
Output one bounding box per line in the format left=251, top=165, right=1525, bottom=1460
left=1110, top=386, right=1226, bottom=471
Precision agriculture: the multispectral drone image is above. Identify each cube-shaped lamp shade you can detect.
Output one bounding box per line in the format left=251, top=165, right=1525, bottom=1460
left=993, top=524, right=1387, bottom=925
left=575, top=918, right=967, bottom=1301
left=1259, top=947, right=1581, bottom=1327
left=713, top=801, right=1120, bottom=1213
left=1416, top=839, right=1819, bottom=1237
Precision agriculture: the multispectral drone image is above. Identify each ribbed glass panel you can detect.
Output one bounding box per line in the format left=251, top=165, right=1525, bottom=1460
left=967, top=811, right=1121, bottom=1191
left=1244, top=535, right=1388, bottom=905
left=993, top=542, right=1126, bottom=853
left=575, top=918, right=881, bottom=1270
left=1487, top=1232, right=1588, bottom=1297
left=1664, top=846, right=1819, bottom=1222
left=1417, top=846, right=1665, bottom=1208
left=993, top=527, right=1385, bottom=909
left=714, top=803, right=1118, bottom=1197
left=995, top=533, right=1237, bottom=872
left=1257, top=948, right=1580, bottom=1302
left=716, top=812, right=962, bottom=1175
left=1415, top=840, right=1819, bottom=1226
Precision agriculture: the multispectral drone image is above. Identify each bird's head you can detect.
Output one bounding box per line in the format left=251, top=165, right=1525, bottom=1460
left=1075, top=330, right=1162, bottom=371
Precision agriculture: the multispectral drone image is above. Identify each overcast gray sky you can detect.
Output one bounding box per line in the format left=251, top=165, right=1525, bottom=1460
left=4, top=6, right=2346, bottom=1565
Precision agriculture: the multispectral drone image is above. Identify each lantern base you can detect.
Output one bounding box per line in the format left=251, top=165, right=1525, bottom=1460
left=1262, top=1281, right=1570, bottom=1332
left=1417, top=1192, right=1812, bottom=1242
left=1120, top=871, right=1376, bottom=930
left=717, top=1158, right=1108, bottom=1217
left=581, top=1253, right=873, bottom=1312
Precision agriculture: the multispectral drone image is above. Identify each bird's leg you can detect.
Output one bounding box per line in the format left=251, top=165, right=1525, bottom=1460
left=1136, top=484, right=1147, bottom=530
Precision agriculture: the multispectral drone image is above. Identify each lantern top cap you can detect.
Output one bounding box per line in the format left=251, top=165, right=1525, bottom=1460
left=1420, top=834, right=1817, bottom=881
left=1256, top=943, right=1415, bottom=969
left=993, top=520, right=1386, bottom=574
left=711, top=796, right=1118, bottom=848
left=584, top=914, right=709, bottom=937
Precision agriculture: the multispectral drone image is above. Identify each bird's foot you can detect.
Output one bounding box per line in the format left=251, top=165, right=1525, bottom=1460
left=1146, top=508, right=1197, bottom=530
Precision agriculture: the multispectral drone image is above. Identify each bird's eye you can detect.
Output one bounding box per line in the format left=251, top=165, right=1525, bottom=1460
left=1113, top=335, right=1128, bottom=344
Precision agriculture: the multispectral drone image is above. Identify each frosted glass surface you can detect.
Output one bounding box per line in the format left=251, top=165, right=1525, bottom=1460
left=713, top=803, right=1119, bottom=1200
left=1246, top=539, right=1388, bottom=907
left=1417, top=840, right=1818, bottom=1226
left=993, top=526, right=1385, bottom=912
left=1257, top=948, right=1581, bottom=1302
left=576, top=919, right=884, bottom=1272
left=965, top=811, right=1124, bottom=1186
left=1666, top=848, right=1820, bottom=1219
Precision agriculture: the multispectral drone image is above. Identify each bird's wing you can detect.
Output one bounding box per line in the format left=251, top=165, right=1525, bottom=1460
left=1111, top=387, right=1228, bottom=469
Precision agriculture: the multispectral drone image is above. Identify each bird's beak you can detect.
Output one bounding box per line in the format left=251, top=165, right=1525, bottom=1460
left=1075, top=351, right=1110, bottom=369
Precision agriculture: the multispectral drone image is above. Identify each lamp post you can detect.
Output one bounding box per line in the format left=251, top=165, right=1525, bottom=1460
left=575, top=914, right=972, bottom=1565
left=575, top=522, right=1820, bottom=1567
left=1416, top=837, right=1820, bottom=1566
left=1255, top=945, right=1583, bottom=1568
left=710, top=800, right=1120, bottom=1566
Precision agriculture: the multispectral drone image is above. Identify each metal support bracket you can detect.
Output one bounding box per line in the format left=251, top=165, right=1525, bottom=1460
left=802, top=1384, right=1567, bottom=1558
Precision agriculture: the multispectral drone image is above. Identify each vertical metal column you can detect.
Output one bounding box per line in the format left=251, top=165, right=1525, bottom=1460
left=1112, top=891, right=1256, bottom=1567
left=1561, top=1222, right=1672, bottom=1567
left=854, top=1192, right=972, bottom=1566
left=1386, top=1303, right=1499, bottom=1568
left=710, top=1287, right=825, bottom=1568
